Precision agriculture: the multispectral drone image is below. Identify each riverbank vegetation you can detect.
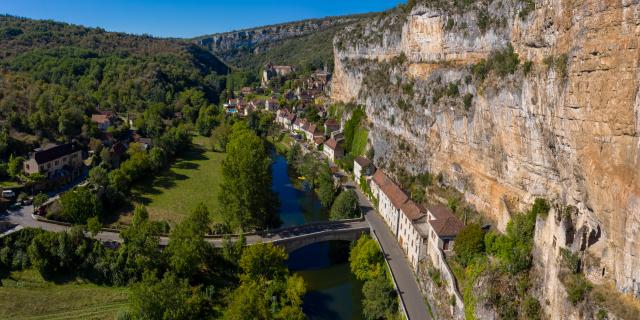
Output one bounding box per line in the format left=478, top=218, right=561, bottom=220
left=349, top=235, right=400, bottom=320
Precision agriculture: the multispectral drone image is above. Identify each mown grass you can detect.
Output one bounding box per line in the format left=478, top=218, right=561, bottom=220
left=123, top=135, right=225, bottom=227
left=351, top=128, right=369, bottom=156
left=0, top=269, right=129, bottom=320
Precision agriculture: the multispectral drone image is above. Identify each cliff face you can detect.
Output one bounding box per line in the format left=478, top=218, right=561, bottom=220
left=193, top=16, right=364, bottom=62
left=332, top=0, right=640, bottom=313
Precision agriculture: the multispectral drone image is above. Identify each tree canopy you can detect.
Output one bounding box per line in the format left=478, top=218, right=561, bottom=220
left=218, top=123, right=279, bottom=231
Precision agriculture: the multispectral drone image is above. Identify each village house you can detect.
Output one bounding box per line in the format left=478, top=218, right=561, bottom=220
left=353, top=156, right=374, bottom=183
left=265, top=98, right=279, bottom=112
left=91, top=114, right=112, bottom=131
left=331, top=130, right=345, bottom=142
left=304, top=123, right=323, bottom=141
left=324, top=119, right=341, bottom=136
left=293, top=118, right=308, bottom=132
left=240, top=87, right=253, bottom=95
left=313, top=137, right=325, bottom=149
left=249, top=99, right=265, bottom=110
left=397, top=200, right=427, bottom=271
left=23, top=142, right=83, bottom=181
left=323, top=138, right=343, bottom=162
left=371, top=170, right=409, bottom=236
left=426, top=204, right=464, bottom=252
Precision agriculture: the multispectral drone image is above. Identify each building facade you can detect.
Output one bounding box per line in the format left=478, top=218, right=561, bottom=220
left=23, top=143, right=83, bottom=180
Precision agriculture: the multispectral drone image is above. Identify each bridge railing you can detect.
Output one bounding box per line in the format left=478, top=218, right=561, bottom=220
left=32, top=207, right=365, bottom=240
left=203, top=214, right=366, bottom=239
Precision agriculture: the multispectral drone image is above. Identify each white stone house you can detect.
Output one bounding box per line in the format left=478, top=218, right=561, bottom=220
left=323, top=138, right=343, bottom=162
left=354, top=156, right=374, bottom=183
left=398, top=200, right=427, bottom=271
left=371, top=170, right=408, bottom=236
left=425, top=204, right=464, bottom=253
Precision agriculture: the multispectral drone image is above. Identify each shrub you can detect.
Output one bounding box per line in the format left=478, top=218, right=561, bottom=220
left=454, top=223, right=486, bottom=266
left=445, top=18, right=455, bottom=31
left=560, top=248, right=581, bottom=274
left=596, top=309, right=608, bottom=320
left=477, top=9, right=491, bottom=33
left=330, top=189, right=360, bottom=220
left=564, top=273, right=592, bottom=305
left=447, top=83, right=459, bottom=97
left=523, top=295, right=542, bottom=320
left=531, top=198, right=550, bottom=217
left=349, top=235, right=384, bottom=281
left=463, top=93, right=473, bottom=111
left=523, top=60, right=533, bottom=75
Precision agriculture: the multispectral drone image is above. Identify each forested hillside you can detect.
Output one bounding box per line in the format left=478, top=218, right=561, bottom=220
left=0, top=15, right=229, bottom=158
left=194, top=15, right=371, bottom=73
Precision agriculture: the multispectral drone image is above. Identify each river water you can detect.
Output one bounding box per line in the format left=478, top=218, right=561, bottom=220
left=271, top=155, right=364, bottom=320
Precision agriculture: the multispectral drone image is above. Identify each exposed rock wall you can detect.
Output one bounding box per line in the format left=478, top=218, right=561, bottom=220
left=332, top=0, right=640, bottom=311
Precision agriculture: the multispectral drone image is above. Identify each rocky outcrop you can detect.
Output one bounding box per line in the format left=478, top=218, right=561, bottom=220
left=332, top=0, right=640, bottom=316
left=193, top=15, right=364, bottom=61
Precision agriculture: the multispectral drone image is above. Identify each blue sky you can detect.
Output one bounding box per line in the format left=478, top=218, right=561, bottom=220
left=0, top=0, right=405, bottom=38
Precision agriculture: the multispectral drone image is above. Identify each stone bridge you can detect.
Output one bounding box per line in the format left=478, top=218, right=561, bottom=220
left=204, top=219, right=371, bottom=253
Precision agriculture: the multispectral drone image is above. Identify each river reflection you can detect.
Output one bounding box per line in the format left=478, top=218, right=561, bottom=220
left=271, top=154, right=364, bottom=319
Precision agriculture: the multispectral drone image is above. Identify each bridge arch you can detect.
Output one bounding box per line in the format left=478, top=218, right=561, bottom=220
left=270, top=226, right=371, bottom=253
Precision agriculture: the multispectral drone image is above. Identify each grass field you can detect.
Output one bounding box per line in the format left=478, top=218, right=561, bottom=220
left=351, top=128, right=369, bottom=156
left=122, top=135, right=225, bottom=226
left=0, top=269, right=129, bottom=320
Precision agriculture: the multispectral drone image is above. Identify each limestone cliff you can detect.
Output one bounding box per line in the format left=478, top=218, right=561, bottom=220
left=332, top=0, right=639, bottom=317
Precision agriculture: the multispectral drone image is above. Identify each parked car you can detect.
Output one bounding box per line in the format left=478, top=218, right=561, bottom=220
left=9, top=201, right=21, bottom=210
left=2, top=190, right=16, bottom=199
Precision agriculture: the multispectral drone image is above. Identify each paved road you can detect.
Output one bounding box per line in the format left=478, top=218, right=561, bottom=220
left=346, top=182, right=432, bottom=320
left=0, top=204, right=369, bottom=248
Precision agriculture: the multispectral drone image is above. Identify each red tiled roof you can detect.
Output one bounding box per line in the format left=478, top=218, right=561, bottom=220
left=427, top=204, right=464, bottom=237
left=354, top=156, right=372, bottom=168
left=286, top=113, right=296, bottom=121
left=430, top=216, right=464, bottom=238
left=372, top=170, right=408, bottom=208
left=91, top=114, right=109, bottom=124
left=428, top=204, right=455, bottom=221
left=324, top=138, right=340, bottom=150
left=325, top=119, right=338, bottom=126
left=372, top=170, right=391, bottom=189
left=382, top=181, right=408, bottom=209
left=400, top=200, right=425, bottom=221
left=314, top=137, right=325, bottom=145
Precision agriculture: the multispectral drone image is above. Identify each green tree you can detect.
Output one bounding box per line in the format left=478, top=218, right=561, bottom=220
left=129, top=271, right=208, bottom=320
left=7, top=154, right=24, bottom=178
left=362, top=274, right=398, bottom=320
left=239, top=242, right=288, bottom=280
left=118, top=206, right=163, bottom=283
left=59, top=187, right=102, bottom=224
left=349, top=235, right=384, bottom=281
left=86, top=216, right=102, bottom=237
left=33, top=193, right=49, bottom=207
left=166, top=203, right=211, bottom=279
left=454, top=223, right=485, bottom=267
left=316, top=164, right=336, bottom=208
left=88, top=165, right=109, bottom=188
left=329, top=189, right=360, bottom=220
left=219, top=124, right=278, bottom=231
left=210, top=123, right=231, bottom=152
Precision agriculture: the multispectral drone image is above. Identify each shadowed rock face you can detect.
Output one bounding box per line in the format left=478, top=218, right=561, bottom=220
left=331, top=0, right=640, bottom=313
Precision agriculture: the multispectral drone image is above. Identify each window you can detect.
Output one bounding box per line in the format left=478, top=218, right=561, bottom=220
left=55, top=160, right=59, bottom=166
